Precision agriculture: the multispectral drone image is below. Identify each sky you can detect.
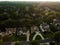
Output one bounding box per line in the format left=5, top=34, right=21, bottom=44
left=0, top=0, right=60, bottom=2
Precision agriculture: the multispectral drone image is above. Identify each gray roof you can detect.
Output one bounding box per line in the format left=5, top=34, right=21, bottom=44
left=2, top=42, right=11, bottom=45
left=2, top=38, right=53, bottom=45
left=39, top=38, right=53, bottom=43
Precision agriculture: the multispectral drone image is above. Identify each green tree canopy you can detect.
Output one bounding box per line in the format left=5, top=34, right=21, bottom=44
left=53, top=31, right=60, bottom=43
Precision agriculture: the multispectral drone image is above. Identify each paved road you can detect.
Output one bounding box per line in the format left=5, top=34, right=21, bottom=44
left=40, top=25, right=45, bottom=32
left=26, top=30, right=30, bottom=42
left=32, top=31, right=45, bottom=40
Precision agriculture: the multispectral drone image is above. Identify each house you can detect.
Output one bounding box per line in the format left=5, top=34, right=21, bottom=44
left=0, top=26, right=29, bottom=36
left=53, top=19, right=60, bottom=30
left=16, top=27, right=28, bottom=35
left=53, top=19, right=60, bottom=24
left=40, top=22, right=50, bottom=32
left=5, top=28, right=16, bottom=35
left=31, top=25, right=39, bottom=33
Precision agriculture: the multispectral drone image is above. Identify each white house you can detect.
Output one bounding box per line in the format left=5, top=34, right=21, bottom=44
left=40, top=22, right=50, bottom=32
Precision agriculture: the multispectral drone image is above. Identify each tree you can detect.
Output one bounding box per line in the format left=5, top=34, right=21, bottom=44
left=49, top=24, right=58, bottom=32
left=2, top=34, right=17, bottom=42
left=53, top=31, right=60, bottom=45
left=15, top=41, right=20, bottom=45
left=30, top=40, right=40, bottom=45
left=0, top=35, right=2, bottom=45
left=0, top=14, right=8, bottom=21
